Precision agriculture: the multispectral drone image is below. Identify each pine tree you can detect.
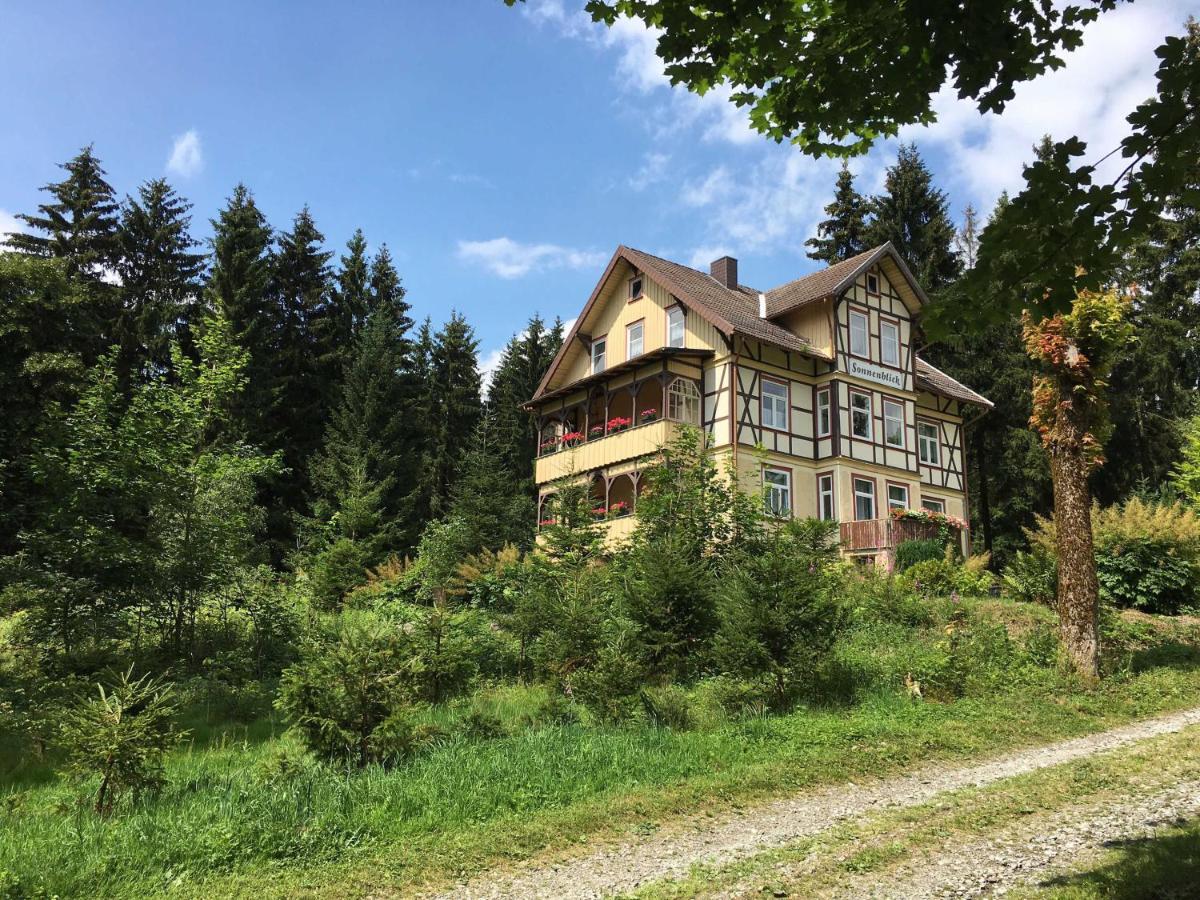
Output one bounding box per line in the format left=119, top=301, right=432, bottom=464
left=487, top=315, right=564, bottom=489
left=115, top=179, right=206, bottom=379
left=271, top=207, right=334, bottom=523
left=308, top=305, right=418, bottom=558
left=414, top=313, right=482, bottom=524
left=805, top=162, right=869, bottom=264
left=206, top=184, right=277, bottom=441
left=865, top=144, right=960, bottom=290
left=367, top=243, right=411, bottom=334
left=6, top=145, right=121, bottom=281
left=928, top=195, right=1052, bottom=564
left=448, top=414, right=536, bottom=552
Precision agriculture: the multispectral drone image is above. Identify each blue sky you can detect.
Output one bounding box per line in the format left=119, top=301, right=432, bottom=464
left=1, top=0, right=1192, bottom=380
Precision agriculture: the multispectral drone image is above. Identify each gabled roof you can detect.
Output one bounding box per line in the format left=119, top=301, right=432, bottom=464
left=533, top=245, right=824, bottom=399
left=915, top=358, right=993, bottom=409
left=531, top=242, right=989, bottom=410
left=765, top=243, right=930, bottom=318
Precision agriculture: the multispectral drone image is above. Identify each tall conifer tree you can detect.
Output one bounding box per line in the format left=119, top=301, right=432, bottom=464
left=865, top=144, right=960, bottom=290
left=115, top=179, right=206, bottom=379
left=7, top=145, right=121, bottom=282
left=805, top=162, right=869, bottom=264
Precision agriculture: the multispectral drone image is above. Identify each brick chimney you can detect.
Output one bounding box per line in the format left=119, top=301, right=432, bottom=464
left=710, top=255, right=738, bottom=289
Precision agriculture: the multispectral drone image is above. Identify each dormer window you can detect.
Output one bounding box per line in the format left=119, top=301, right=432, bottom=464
left=628, top=276, right=643, bottom=300
left=591, top=336, right=607, bottom=374
left=866, top=272, right=880, bottom=294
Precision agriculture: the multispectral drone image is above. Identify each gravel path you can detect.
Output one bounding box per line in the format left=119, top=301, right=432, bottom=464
left=430, top=706, right=1200, bottom=899
left=831, top=777, right=1200, bottom=898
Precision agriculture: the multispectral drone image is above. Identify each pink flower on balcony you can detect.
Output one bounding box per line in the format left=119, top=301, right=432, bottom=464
left=538, top=519, right=556, bottom=527
left=606, top=416, right=632, bottom=432
left=608, top=501, right=630, bottom=517
left=639, top=408, right=658, bottom=421
left=539, top=439, right=559, bottom=453
left=591, top=506, right=608, bottom=519
left=561, top=430, right=583, bottom=446
left=588, top=424, right=605, bottom=439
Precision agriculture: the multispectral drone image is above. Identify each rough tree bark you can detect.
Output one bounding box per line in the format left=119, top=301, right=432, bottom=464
left=1047, top=397, right=1100, bottom=682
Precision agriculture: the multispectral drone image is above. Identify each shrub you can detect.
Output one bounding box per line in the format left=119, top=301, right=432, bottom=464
left=894, top=538, right=946, bottom=571
left=1027, top=499, right=1200, bottom=614
left=712, top=519, right=844, bottom=704
left=639, top=683, right=694, bottom=729
left=59, top=667, right=184, bottom=815
left=569, top=623, right=647, bottom=723
left=1001, top=550, right=1057, bottom=606
left=276, top=617, right=416, bottom=767
left=306, top=538, right=369, bottom=609
left=902, top=547, right=994, bottom=597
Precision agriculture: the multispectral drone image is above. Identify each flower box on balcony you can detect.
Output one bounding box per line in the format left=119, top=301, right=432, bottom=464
left=538, top=440, right=559, bottom=454
left=588, top=425, right=605, bottom=440
left=639, top=408, right=658, bottom=423
left=538, top=519, right=556, bottom=527
left=591, top=506, right=608, bottom=520
left=606, top=416, right=632, bottom=433
left=608, top=501, right=630, bottom=518
left=561, top=431, right=583, bottom=448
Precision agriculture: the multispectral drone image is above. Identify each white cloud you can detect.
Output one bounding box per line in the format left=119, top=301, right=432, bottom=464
left=457, top=237, right=608, bottom=279
left=166, top=130, right=204, bottom=178
left=478, top=346, right=506, bottom=394
left=628, top=151, right=670, bottom=191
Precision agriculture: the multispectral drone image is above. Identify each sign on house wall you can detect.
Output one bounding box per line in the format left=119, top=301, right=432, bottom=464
left=847, top=358, right=904, bottom=389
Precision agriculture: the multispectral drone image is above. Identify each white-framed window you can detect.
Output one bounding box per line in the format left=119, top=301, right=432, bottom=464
left=880, top=319, right=900, bottom=367
left=666, top=377, right=701, bottom=424
left=817, top=473, right=836, bottom=521
left=921, top=497, right=946, bottom=514
left=629, top=275, right=643, bottom=299
left=887, top=483, right=909, bottom=511
left=918, top=420, right=941, bottom=466
left=626, top=320, right=644, bottom=359
left=666, top=306, right=685, bottom=348
left=853, top=477, right=876, bottom=521
left=761, top=378, right=789, bottom=431
left=763, top=467, right=792, bottom=518
left=883, top=398, right=904, bottom=448
left=851, top=390, right=872, bottom=439
left=591, top=336, right=607, bottom=374
left=849, top=308, right=869, bottom=357
left=866, top=272, right=880, bottom=294
left=816, top=387, right=831, bottom=437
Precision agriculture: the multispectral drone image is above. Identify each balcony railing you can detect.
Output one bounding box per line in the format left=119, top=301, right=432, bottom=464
left=839, top=516, right=959, bottom=552
left=535, top=417, right=682, bottom=483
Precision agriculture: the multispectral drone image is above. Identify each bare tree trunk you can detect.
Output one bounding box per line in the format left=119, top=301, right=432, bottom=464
left=1049, top=403, right=1100, bottom=683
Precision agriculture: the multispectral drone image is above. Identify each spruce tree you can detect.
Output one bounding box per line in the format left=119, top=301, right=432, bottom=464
left=7, top=145, right=121, bottom=281
left=368, top=243, right=411, bottom=333
left=805, top=162, right=869, bottom=264
left=448, top=414, right=537, bottom=552
left=207, top=185, right=277, bottom=440
left=414, top=313, right=482, bottom=524
left=272, top=207, right=334, bottom=522
left=865, top=144, right=960, bottom=290
left=308, top=304, right=418, bottom=558
left=487, top=315, right=564, bottom=489
left=115, top=179, right=206, bottom=379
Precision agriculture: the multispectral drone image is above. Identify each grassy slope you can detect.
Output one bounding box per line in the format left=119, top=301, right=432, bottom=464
left=2, top=603, right=1199, bottom=899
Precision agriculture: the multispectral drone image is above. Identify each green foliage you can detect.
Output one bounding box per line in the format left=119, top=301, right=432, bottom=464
left=902, top=548, right=995, bottom=598
left=306, top=537, right=369, bottom=610
left=805, top=161, right=868, bottom=264
left=1001, top=550, right=1058, bottom=606
left=59, top=667, right=184, bottom=815
left=894, top=538, right=946, bottom=571
left=711, top=519, right=844, bottom=704
left=276, top=617, right=417, bottom=767
left=1175, top=412, right=1200, bottom=504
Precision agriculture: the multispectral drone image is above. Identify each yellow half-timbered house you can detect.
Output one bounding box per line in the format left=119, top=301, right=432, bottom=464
left=527, top=244, right=991, bottom=564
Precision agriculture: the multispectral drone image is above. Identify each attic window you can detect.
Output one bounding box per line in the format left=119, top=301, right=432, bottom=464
left=629, top=276, right=643, bottom=300
left=866, top=272, right=880, bottom=294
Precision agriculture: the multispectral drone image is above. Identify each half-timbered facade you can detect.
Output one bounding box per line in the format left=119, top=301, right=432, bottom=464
left=527, top=243, right=991, bottom=563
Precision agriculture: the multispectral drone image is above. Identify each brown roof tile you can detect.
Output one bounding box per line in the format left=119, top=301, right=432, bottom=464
left=764, top=246, right=886, bottom=316
left=915, top=357, right=993, bottom=408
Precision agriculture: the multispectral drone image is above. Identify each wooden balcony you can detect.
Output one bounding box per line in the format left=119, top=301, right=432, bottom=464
left=535, top=418, right=681, bottom=483
left=839, top=516, right=956, bottom=552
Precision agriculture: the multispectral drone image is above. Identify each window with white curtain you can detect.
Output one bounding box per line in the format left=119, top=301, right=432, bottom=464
left=667, top=378, right=701, bottom=424
left=761, top=378, right=789, bottom=430
left=763, top=467, right=792, bottom=517
left=667, top=306, right=685, bottom=348
left=849, top=309, right=869, bottom=357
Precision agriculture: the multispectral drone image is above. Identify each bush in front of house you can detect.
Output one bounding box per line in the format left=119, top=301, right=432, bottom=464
left=894, top=538, right=947, bottom=571
left=1024, top=499, right=1200, bottom=614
